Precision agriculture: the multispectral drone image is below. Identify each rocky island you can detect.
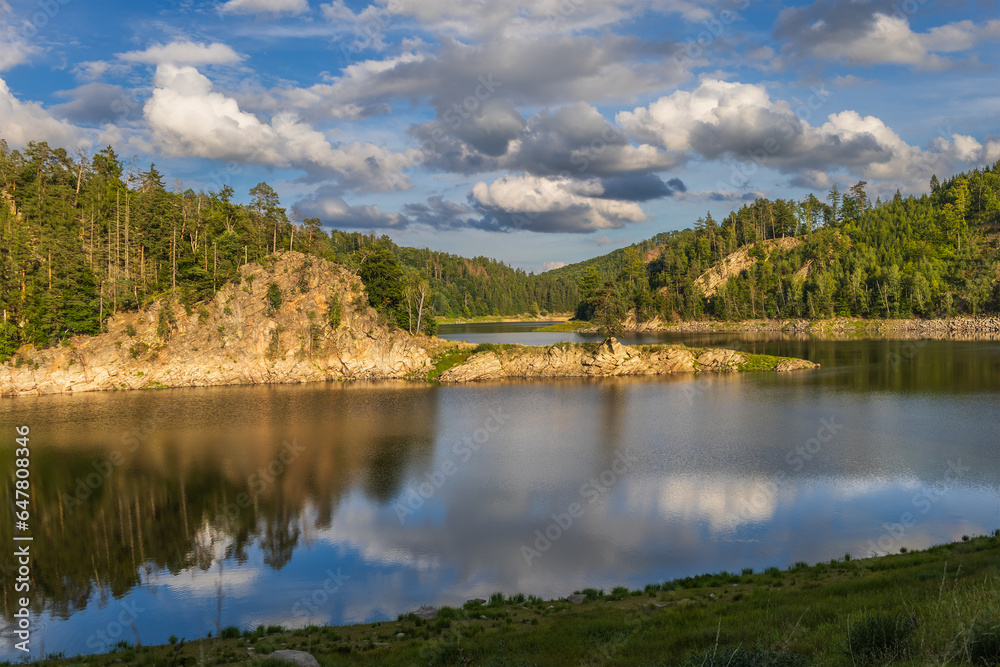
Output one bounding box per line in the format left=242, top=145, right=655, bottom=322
left=0, top=252, right=816, bottom=397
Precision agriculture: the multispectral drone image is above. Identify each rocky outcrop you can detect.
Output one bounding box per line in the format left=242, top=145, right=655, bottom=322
left=695, top=348, right=745, bottom=371
left=0, top=252, right=432, bottom=397
left=692, top=237, right=803, bottom=298
left=438, top=338, right=816, bottom=382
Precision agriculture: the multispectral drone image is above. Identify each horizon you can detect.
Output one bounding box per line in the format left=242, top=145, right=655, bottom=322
left=1, top=0, right=997, bottom=272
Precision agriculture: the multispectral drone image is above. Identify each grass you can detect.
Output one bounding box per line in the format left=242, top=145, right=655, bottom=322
left=425, top=348, right=473, bottom=381
left=436, top=312, right=572, bottom=325
left=737, top=352, right=786, bottom=371
left=533, top=320, right=591, bottom=332
left=18, top=533, right=1000, bottom=667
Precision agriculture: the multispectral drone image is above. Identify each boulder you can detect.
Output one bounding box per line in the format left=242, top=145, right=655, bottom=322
left=696, top=349, right=746, bottom=371
left=775, top=358, right=818, bottom=372
left=413, top=605, right=439, bottom=620
left=438, top=351, right=504, bottom=382
left=267, top=650, right=321, bottom=666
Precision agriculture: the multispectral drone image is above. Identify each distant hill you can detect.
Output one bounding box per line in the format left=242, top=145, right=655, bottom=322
left=550, top=165, right=1000, bottom=326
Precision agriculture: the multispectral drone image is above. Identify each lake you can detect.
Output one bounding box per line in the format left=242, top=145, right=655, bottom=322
left=1, top=323, right=998, bottom=660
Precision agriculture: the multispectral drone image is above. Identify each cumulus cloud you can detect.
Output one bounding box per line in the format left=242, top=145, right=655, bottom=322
left=143, top=64, right=419, bottom=193
left=219, top=0, right=309, bottom=15
left=413, top=100, right=677, bottom=183
left=295, top=186, right=408, bottom=228
left=278, top=34, right=689, bottom=123
left=0, top=77, right=85, bottom=148
left=403, top=196, right=477, bottom=229
left=50, top=83, right=143, bottom=126
left=470, top=174, right=649, bottom=233
left=774, top=0, right=1000, bottom=69
left=119, top=41, right=244, bottom=66
left=0, top=33, right=36, bottom=72
left=616, top=78, right=996, bottom=188
left=542, top=261, right=566, bottom=271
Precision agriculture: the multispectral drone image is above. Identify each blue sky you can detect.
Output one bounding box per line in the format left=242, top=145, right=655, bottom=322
left=1, top=0, right=997, bottom=271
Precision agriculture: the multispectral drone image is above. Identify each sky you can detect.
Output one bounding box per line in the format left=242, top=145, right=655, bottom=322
left=0, top=0, right=998, bottom=272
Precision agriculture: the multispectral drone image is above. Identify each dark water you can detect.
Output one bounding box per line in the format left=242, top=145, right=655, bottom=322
left=1, top=326, right=999, bottom=659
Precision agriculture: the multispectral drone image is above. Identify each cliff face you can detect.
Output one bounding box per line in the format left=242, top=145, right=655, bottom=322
left=0, top=252, right=432, bottom=397
left=438, top=338, right=817, bottom=383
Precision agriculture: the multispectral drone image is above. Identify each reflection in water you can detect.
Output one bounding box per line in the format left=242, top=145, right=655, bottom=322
left=1, top=339, right=999, bottom=660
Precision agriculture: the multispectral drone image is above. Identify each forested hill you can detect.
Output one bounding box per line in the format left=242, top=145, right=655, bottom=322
left=548, top=166, right=1000, bottom=330
left=1, top=138, right=997, bottom=359
left=0, top=140, right=577, bottom=359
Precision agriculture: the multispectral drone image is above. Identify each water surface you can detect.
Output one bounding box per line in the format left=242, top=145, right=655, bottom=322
left=1, top=327, right=998, bottom=659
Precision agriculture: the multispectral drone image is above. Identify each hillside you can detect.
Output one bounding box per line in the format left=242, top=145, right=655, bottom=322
left=0, top=252, right=433, bottom=396
left=549, top=166, right=1000, bottom=328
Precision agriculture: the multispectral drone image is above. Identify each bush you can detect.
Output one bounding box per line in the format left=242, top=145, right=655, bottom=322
left=220, top=626, right=241, bottom=639
left=266, top=282, right=282, bottom=314
left=125, top=324, right=136, bottom=337
left=328, top=292, right=342, bottom=329
left=844, top=613, right=915, bottom=664
left=968, top=620, right=1000, bottom=665
left=157, top=304, right=176, bottom=339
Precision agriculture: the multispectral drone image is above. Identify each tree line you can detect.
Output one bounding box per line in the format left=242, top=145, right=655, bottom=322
left=550, top=166, right=1000, bottom=334
left=2, top=137, right=996, bottom=357
left=0, top=139, right=579, bottom=358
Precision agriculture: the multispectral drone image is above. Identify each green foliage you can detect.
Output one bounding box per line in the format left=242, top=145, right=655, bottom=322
left=156, top=304, right=175, bottom=339
left=967, top=620, right=1000, bottom=665
left=427, top=349, right=472, bottom=380
left=0, top=320, right=20, bottom=362
left=125, top=324, right=136, bottom=337
left=265, top=281, right=282, bottom=315
left=328, top=292, right=342, bottom=329
left=683, top=647, right=811, bottom=666
left=844, top=613, right=916, bottom=664
left=546, top=166, right=1000, bottom=322
left=354, top=244, right=406, bottom=327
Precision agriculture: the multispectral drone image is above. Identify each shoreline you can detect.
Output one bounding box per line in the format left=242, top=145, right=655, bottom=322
left=22, top=532, right=1000, bottom=666
left=544, top=315, right=1000, bottom=340
left=0, top=253, right=817, bottom=398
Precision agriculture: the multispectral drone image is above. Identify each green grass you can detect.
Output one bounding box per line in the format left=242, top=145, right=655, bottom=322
left=425, top=349, right=473, bottom=381
left=20, top=533, right=1000, bottom=667
left=533, top=320, right=590, bottom=332
left=737, top=353, right=786, bottom=371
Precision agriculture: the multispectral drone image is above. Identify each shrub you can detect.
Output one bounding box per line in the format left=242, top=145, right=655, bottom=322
left=125, top=324, right=136, bottom=337
left=157, top=304, right=176, bottom=339
left=220, top=626, right=241, bottom=639
left=328, top=292, right=342, bottom=329
left=266, top=282, right=282, bottom=314
left=844, top=613, right=916, bottom=664
left=968, top=620, right=1000, bottom=665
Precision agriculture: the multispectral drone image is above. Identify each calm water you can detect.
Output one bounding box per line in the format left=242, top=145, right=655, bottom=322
left=1, top=325, right=999, bottom=660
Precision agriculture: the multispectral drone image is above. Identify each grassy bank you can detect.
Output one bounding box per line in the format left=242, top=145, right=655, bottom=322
left=18, top=533, right=1000, bottom=666
left=435, top=313, right=573, bottom=325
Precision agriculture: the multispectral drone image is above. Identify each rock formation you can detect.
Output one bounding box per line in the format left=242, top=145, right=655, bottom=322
left=0, top=252, right=431, bottom=397
left=438, top=338, right=817, bottom=383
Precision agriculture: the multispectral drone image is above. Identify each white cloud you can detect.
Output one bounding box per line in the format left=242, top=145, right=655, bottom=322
left=277, top=33, right=690, bottom=123
left=775, top=1, right=1000, bottom=70
left=219, top=0, right=309, bottom=15
left=0, top=14, right=38, bottom=72
left=0, top=77, right=86, bottom=148
left=119, top=41, right=244, bottom=66
left=144, top=64, right=418, bottom=193
left=616, top=78, right=997, bottom=189
left=471, top=174, right=648, bottom=233
left=542, top=261, right=566, bottom=271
